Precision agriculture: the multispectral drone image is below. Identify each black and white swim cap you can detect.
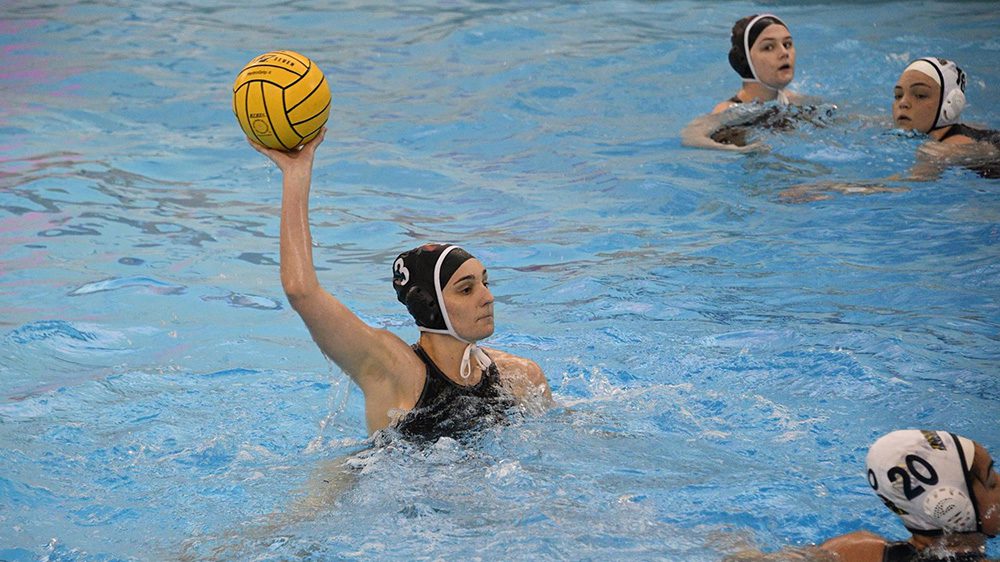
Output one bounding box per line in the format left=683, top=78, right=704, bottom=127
left=392, top=243, right=493, bottom=379
left=903, top=58, right=967, bottom=130
left=728, top=14, right=788, bottom=82
left=392, top=243, right=474, bottom=331
left=866, top=430, right=981, bottom=535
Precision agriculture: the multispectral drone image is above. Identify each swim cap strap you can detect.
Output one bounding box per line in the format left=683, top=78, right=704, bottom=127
left=461, top=342, right=492, bottom=380
left=950, top=432, right=983, bottom=534
left=417, top=324, right=493, bottom=380
left=923, top=59, right=948, bottom=130
left=433, top=245, right=460, bottom=336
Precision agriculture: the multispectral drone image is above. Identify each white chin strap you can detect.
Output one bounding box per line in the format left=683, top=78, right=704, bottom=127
left=459, top=341, right=492, bottom=380
left=418, top=244, right=494, bottom=379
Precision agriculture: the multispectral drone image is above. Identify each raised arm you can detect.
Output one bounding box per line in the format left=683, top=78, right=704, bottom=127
left=248, top=131, right=420, bottom=395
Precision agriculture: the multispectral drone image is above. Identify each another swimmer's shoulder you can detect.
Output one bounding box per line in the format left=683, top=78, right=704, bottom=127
left=819, top=530, right=887, bottom=562
left=712, top=99, right=738, bottom=114
left=488, top=349, right=546, bottom=386
left=941, top=134, right=976, bottom=145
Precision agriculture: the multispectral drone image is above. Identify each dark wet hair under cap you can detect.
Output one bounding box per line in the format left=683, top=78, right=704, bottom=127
left=728, top=14, right=788, bottom=80
left=392, top=243, right=474, bottom=331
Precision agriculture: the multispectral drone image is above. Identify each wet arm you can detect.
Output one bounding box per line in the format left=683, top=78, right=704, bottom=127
left=250, top=132, right=416, bottom=390
left=681, top=109, right=767, bottom=152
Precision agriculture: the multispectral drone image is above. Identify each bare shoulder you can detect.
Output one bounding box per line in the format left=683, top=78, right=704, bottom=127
left=818, top=530, right=886, bottom=561
left=484, top=348, right=552, bottom=402
left=487, top=348, right=546, bottom=385
left=713, top=99, right=737, bottom=114
left=940, top=132, right=976, bottom=145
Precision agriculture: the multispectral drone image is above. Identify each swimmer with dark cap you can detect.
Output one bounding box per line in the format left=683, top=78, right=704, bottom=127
left=726, top=430, right=1000, bottom=561
left=713, top=14, right=802, bottom=114
left=682, top=14, right=813, bottom=151
left=248, top=130, right=551, bottom=439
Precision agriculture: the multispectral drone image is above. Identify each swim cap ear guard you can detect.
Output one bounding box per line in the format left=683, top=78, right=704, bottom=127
left=392, top=243, right=473, bottom=331
left=400, top=285, right=441, bottom=328
left=866, top=430, right=982, bottom=536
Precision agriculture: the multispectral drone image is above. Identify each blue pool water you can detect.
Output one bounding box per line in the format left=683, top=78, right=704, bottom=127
left=2, top=1, right=998, bottom=560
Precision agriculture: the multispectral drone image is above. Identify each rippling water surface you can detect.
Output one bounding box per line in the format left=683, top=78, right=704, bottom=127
left=1, top=1, right=998, bottom=560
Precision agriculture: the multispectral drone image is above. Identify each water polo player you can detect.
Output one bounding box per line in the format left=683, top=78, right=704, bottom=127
left=248, top=129, right=551, bottom=439
left=893, top=57, right=1000, bottom=178
left=712, top=14, right=803, bottom=114
left=682, top=13, right=817, bottom=151
left=780, top=58, right=998, bottom=201
left=817, top=430, right=999, bottom=561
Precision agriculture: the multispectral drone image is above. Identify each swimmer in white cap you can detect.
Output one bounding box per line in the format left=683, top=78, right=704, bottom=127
left=893, top=57, right=1000, bottom=178
left=781, top=58, right=998, bottom=201
left=248, top=130, right=550, bottom=439
left=818, top=430, right=999, bottom=561
left=726, top=430, right=999, bottom=561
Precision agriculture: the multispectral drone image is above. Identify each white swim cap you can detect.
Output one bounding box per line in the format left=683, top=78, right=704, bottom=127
left=904, top=58, right=967, bottom=129
left=866, top=430, right=980, bottom=535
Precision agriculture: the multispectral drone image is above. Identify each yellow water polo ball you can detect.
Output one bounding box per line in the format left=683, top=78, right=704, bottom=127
left=232, top=50, right=331, bottom=151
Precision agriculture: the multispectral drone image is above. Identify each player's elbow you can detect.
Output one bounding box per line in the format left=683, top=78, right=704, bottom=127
left=281, top=275, right=321, bottom=309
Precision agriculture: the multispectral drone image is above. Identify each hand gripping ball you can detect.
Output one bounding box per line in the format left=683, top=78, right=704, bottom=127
left=233, top=50, right=330, bottom=151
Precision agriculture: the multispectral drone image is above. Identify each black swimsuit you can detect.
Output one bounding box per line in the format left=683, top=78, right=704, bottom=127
left=392, top=344, right=515, bottom=441
left=937, top=123, right=1000, bottom=179
left=939, top=123, right=1000, bottom=146
left=883, top=541, right=986, bottom=562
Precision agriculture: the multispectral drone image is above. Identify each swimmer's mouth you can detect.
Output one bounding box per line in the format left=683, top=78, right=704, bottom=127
left=778, top=64, right=792, bottom=71
left=896, top=115, right=911, bottom=123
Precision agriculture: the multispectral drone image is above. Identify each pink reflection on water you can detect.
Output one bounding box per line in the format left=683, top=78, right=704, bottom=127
left=0, top=19, right=45, bottom=34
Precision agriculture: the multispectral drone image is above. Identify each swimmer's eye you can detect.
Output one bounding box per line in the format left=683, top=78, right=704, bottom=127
left=783, top=40, right=793, bottom=49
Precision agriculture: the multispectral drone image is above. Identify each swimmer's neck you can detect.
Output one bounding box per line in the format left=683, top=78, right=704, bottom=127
left=736, top=81, right=783, bottom=104
left=418, top=331, right=485, bottom=384
left=909, top=530, right=986, bottom=556
left=928, top=124, right=955, bottom=142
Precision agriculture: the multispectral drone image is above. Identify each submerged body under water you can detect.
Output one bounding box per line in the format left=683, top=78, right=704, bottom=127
left=1, top=1, right=999, bottom=560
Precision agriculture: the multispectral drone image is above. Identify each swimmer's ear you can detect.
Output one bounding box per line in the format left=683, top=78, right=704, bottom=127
left=405, top=286, right=440, bottom=327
